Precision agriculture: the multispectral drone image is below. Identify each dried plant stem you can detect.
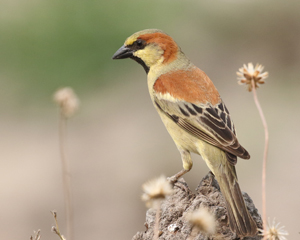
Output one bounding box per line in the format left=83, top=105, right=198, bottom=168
left=59, top=111, right=73, bottom=240
left=51, top=211, right=66, bottom=240
left=251, top=80, right=268, bottom=239
left=153, top=205, right=161, bottom=240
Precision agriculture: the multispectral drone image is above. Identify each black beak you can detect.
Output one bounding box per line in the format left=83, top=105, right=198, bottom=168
left=112, top=45, right=134, bottom=60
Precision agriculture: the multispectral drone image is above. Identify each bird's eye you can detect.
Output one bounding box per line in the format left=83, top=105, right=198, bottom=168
left=136, top=39, right=143, bottom=47
left=130, top=39, right=146, bottom=50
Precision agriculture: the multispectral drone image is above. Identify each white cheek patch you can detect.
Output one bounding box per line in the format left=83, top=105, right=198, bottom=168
left=133, top=45, right=164, bottom=67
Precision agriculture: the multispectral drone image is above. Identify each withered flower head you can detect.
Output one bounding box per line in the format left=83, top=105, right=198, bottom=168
left=141, top=175, right=173, bottom=208
left=53, top=87, right=80, bottom=118
left=186, top=207, right=216, bottom=235
left=259, top=218, right=288, bottom=240
left=30, top=230, right=41, bottom=240
left=237, top=63, right=269, bottom=91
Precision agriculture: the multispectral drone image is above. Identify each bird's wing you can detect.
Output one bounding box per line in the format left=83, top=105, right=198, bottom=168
left=154, top=96, right=250, bottom=164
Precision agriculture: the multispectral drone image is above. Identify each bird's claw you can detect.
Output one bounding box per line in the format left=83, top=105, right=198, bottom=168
left=167, top=176, right=178, bottom=184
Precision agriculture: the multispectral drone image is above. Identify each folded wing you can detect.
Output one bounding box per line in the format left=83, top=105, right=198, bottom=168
left=154, top=96, right=250, bottom=165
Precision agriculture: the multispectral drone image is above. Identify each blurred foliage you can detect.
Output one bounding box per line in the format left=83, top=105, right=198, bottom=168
left=0, top=0, right=299, bottom=107
left=0, top=0, right=183, bottom=105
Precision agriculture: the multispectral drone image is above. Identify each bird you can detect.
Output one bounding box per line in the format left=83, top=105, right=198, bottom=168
left=112, top=29, right=257, bottom=237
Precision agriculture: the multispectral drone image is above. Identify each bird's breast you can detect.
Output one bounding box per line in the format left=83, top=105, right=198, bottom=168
left=156, top=109, right=200, bottom=153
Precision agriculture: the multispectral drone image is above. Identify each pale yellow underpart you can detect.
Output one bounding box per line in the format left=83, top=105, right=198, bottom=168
left=157, top=109, right=226, bottom=173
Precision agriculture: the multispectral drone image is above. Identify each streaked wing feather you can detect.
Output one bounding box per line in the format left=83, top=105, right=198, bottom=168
left=154, top=96, right=250, bottom=162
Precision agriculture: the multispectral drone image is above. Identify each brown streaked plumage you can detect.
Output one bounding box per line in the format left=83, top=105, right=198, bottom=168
left=112, top=29, right=257, bottom=237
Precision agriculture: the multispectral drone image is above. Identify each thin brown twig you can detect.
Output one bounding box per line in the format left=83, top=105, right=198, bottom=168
left=251, top=80, right=269, bottom=239
left=59, top=110, right=73, bottom=240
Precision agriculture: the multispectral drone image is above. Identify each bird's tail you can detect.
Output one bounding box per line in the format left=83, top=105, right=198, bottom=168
left=217, top=164, right=257, bottom=237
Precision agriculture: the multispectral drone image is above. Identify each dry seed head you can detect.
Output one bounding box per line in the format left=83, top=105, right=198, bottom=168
left=30, top=229, right=41, bottom=240
left=53, top=87, right=79, bottom=118
left=259, top=218, right=288, bottom=240
left=141, top=175, right=173, bottom=208
left=237, top=63, right=269, bottom=91
left=186, top=207, right=216, bottom=235
left=51, top=226, right=58, bottom=234
left=51, top=210, right=57, bottom=218
left=51, top=227, right=67, bottom=240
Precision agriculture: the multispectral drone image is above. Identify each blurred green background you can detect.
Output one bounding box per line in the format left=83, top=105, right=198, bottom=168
left=1, top=0, right=300, bottom=239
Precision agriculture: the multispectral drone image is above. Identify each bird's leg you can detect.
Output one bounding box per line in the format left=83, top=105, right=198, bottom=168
left=168, top=149, right=192, bottom=183
left=167, top=169, right=189, bottom=183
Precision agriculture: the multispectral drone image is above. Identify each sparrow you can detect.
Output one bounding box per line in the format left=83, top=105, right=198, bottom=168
left=112, top=29, right=257, bottom=237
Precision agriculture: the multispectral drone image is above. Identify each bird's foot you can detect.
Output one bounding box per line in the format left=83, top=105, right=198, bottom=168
left=167, top=169, right=189, bottom=184
left=167, top=175, right=178, bottom=184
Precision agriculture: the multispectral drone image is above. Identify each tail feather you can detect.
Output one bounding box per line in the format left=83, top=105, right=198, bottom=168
left=217, top=164, right=257, bottom=237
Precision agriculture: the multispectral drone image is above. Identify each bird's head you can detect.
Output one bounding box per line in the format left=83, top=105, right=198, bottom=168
left=112, top=29, right=179, bottom=74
